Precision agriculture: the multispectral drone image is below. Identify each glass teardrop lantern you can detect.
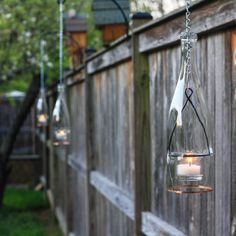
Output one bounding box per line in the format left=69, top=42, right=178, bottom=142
left=166, top=32, right=214, bottom=194
left=51, top=0, right=71, bottom=146
left=52, top=84, right=70, bottom=146
left=36, top=40, right=48, bottom=127
left=36, top=88, right=48, bottom=127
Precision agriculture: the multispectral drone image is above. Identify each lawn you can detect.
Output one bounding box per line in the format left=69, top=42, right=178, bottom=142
left=0, top=187, right=63, bottom=236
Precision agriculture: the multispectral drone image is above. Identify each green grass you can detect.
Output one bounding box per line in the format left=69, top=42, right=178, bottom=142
left=4, top=187, right=49, bottom=211
left=0, top=187, right=62, bottom=236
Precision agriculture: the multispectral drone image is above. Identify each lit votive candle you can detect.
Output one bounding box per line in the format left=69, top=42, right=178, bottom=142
left=38, top=114, right=47, bottom=123
left=177, top=158, right=201, bottom=176
left=55, top=128, right=67, bottom=140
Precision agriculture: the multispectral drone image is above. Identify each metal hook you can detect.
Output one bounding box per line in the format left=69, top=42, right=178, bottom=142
left=110, top=0, right=129, bottom=38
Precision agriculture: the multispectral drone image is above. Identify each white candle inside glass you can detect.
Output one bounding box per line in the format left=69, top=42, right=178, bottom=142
left=55, top=128, right=67, bottom=139
left=177, top=157, right=201, bottom=176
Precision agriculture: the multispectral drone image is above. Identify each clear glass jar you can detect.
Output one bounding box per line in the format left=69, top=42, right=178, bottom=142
left=52, top=84, right=71, bottom=146
left=166, top=32, right=214, bottom=194
left=36, top=88, right=48, bottom=127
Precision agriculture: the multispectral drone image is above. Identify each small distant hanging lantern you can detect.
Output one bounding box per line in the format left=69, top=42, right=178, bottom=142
left=166, top=0, right=214, bottom=194
left=64, top=10, right=87, bottom=69
left=51, top=0, right=71, bottom=146
left=36, top=40, right=48, bottom=127
left=52, top=84, right=70, bottom=146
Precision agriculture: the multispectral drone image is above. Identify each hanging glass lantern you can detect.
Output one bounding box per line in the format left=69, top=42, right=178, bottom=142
left=166, top=1, right=213, bottom=194
left=36, top=88, right=48, bottom=127
left=36, top=40, right=48, bottom=127
left=52, top=84, right=70, bottom=146
left=51, top=0, right=71, bottom=146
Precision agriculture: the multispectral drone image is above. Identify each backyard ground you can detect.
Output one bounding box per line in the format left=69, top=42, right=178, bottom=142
left=0, top=187, right=62, bottom=236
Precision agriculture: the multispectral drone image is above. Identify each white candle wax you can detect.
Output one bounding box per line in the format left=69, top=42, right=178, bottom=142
left=177, top=164, right=201, bottom=176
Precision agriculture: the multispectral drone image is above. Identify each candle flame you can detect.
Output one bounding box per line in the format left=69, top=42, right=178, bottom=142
left=58, top=129, right=65, bottom=135
left=186, top=157, right=192, bottom=166
left=55, top=128, right=67, bottom=140
left=38, top=114, right=47, bottom=123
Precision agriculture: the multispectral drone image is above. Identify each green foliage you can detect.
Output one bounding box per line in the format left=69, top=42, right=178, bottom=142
left=0, top=187, right=62, bottom=236
left=0, top=79, right=29, bottom=93
left=0, top=0, right=58, bottom=88
left=0, top=0, right=101, bottom=93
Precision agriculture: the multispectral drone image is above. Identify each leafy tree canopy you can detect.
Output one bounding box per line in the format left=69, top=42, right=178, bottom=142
left=0, top=0, right=101, bottom=93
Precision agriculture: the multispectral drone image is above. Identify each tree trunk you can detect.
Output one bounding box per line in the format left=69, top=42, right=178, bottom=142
left=0, top=76, right=40, bottom=208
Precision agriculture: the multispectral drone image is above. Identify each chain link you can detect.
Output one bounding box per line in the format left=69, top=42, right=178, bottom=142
left=185, top=0, right=191, bottom=33
left=185, top=0, right=192, bottom=77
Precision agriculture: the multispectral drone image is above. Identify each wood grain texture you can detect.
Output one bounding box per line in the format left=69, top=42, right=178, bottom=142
left=69, top=168, right=89, bottom=236
left=55, top=207, right=67, bottom=235
left=91, top=61, right=134, bottom=196
left=68, top=82, right=87, bottom=168
left=68, top=155, right=86, bottom=178
left=214, top=32, right=231, bottom=236
left=139, top=0, right=236, bottom=53
left=132, top=18, right=152, bottom=235
left=94, top=189, right=134, bottom=236
left=90, top=171, right=134, bottom=220
left=231, top=30, right=236, bottom=236
left=87, top=40, right=131, bottom=74
left=142, top=212, right=186, bottom=236
left=148, top=31, right=232, bottom=235
left=85, top=70, right=96, bottom=236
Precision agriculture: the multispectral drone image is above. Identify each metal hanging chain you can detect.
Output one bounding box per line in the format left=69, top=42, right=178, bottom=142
left=58, top=0, right=64, bottom=85
left=40, top=40, right=45, bottom=90
left=110, top=0, right=129, bottom=38
left=185, top=0, right=191, bottom=34
left=185, top=0, right=192, bottom=77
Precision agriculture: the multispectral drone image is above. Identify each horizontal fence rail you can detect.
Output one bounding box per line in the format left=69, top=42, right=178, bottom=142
left=36, top=0, right=236, bottom=235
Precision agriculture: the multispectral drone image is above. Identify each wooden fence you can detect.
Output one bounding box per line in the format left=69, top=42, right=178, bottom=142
left=0, top=95, right=41, bottom=185
left=38, top=0, right=236, bottom=235
left=0, top=95, right=37, bottom=155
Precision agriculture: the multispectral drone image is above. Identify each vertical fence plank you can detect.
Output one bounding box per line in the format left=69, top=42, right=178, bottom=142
left=214, top=32, right=232, bottom=236
left=132, top=19, right=152, bottom=235
left=231, top=30, right=236, bottom=236
left=86, top=70, right=96, bottom=236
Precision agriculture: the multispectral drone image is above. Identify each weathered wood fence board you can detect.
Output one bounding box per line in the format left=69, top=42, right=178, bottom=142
left=231, top=30, right=236, bottom=236
left=138, top=0, right=236, bottom=53
left=36, top=0, right=236, bottom=235
left=90, top=171, right=134, bottom=220
left=148, top=30, right=232, bottom=236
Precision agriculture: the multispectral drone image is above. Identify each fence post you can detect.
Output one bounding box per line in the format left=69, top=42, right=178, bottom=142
left=85, top=67, right=96, bottom=236
left=231, top=30, right=236, bottom=235
left=132, top=12, right=153, bottom=236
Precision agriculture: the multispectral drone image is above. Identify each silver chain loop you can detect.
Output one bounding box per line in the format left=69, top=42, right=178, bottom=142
left=185, top=0, right=192, bottom=77
left=185, top=0, right=191, bottom=33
